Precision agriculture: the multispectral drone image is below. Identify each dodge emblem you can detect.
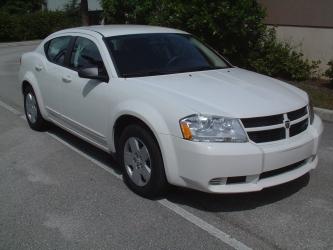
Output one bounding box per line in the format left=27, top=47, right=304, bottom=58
left=285, top=120, right=291, bottom=129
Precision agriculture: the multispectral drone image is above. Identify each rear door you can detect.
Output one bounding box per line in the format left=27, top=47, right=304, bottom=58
left=39, top=36, right=73, bottom=117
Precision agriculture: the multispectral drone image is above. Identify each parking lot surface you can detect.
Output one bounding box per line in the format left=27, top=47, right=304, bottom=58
left=0, top=42, right=332, bottom=250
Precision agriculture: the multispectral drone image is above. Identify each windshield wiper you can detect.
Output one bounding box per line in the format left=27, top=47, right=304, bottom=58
left=183, top=65, right=226, bottom=72
left=121, top=66, right=228, bottom=78
left=121, top=69, right=172, bottom=78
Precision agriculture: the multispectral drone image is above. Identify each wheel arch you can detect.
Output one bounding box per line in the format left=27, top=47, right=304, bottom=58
left=113, top=114, right=160, bottom=154
left=111, top=112, right=176, bottom=186
left=108, top=100, right=176, bottom=181
left=108, top=100, right=172, bottom=151
left=21, top=72, right=48, bottom=118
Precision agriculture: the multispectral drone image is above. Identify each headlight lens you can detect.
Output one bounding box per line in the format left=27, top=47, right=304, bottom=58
left=309, top=100, right=314, bottom=124
left=179, top=114, right=248, bottom=142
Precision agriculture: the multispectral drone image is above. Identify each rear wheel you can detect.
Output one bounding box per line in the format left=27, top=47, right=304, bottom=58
left=118, top=124, right=168, bottom=198
left=24, top=86, right=48, bottom=131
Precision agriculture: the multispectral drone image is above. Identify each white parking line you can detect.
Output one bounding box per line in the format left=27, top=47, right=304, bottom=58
left=159, top=199, right=252, bottom=250
left=47, top=132, right=123, bottom=180
left=0, top=99, right=252, bottom=250
left=0, top=100, right=21, bottom=115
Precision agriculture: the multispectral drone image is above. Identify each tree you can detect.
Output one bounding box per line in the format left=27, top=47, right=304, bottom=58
left=101, top=0, right=266, bottom=66
left=80, top=0, right=89, bottom=25
left=64, top=0, right=79, bottom=12
left=100, top=0, right=319, bottom=81
left=101, top=0, right=155, bottom=24
left=0, top=0, right=45, bottom=14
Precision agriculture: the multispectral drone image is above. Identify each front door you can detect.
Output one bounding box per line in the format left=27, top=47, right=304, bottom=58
left=60, top=36, right=111, bottom=148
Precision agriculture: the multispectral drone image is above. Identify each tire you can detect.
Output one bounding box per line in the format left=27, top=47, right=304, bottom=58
left=118, top=124, right=168, bottom=198
left=23, top=86, right=48, bottom=131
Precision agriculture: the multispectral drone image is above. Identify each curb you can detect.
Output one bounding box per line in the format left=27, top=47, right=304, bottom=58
left=0, top=40, right=42, bottom=48
left=314, top=107, right=333, bottom=122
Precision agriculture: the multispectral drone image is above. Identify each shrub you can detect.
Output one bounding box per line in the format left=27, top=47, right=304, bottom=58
left=101, top=0, right=320, bottom=81
left=324, top=60, right=333, bottom=83
left=249, top=28, right=320, bottom=81
left=0, top=0, right=44, bottom=14
left=101, top=0, right=267, bottom=67
left=0, top=11, right=20, bottom=41
left=0, top=11, right=80, bottom=42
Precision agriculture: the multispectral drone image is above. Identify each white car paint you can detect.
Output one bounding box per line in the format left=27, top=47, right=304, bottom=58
left=19, top=25, right=323, bottom=193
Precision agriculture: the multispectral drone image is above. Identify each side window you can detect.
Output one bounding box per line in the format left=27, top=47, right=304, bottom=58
left=45, top=36, right=71, bottom=65
left=70, top=37, right=105, bottom=70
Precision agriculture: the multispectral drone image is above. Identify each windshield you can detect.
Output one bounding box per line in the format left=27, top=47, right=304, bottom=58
left=105, top=33, right=230, bottom=77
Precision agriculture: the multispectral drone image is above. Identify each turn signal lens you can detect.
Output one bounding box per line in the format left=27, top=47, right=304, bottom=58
left=180, top=121, right=193, bottom=140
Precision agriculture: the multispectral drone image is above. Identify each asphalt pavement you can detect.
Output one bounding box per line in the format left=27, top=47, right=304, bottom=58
left=0, top=41, right=332, bottom=250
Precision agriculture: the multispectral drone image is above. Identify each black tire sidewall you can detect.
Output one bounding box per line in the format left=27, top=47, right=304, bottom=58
left=118, top=124, right=167, bottom=198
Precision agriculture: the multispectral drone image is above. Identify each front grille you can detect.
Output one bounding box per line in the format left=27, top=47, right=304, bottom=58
left=226, top=176, right=246, bottom=184
left=241, top=114, right=283, bottom=128
left=241, top=106, right=308, bottom=143
left=288, top=106, right=307, bottom=121
left=260, top=159, right=307, bottom=179
left=290, top=119, right=308, bottom=137
left=247, top=128, right=286, bottom=143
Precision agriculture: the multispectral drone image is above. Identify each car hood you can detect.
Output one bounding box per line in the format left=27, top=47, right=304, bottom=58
left=131, top=68, right=308, bottom=118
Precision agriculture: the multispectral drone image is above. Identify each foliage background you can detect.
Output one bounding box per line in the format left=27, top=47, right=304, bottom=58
left=0, top=0, right=80, bottom=42
left=0, top=0, right=324, bottom=81
left=101, top=0, right=320, bottom=81
left=0, top=11, right=80, bottom=42
left=325, top=60, right=333, bottom=83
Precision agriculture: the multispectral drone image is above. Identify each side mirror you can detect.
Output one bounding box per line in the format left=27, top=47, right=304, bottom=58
left=78, top=67, right=109, bottom=82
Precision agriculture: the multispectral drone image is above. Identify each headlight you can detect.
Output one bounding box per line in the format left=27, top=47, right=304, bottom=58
left=308, top=100, right=314, bottom=124
left=179, top=114, right=248, bottom=142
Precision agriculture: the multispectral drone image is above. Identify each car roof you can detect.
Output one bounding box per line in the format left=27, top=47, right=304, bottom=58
left=57, top=25, right=188, bottom=37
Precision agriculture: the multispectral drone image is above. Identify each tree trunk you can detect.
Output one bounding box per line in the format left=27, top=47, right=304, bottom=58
left=80, top=0, right=89, bottom=26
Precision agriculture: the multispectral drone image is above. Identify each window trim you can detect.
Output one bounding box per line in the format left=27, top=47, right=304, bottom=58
left=64, top=36, right=77, bottom=68
left=102, top=37, right=121, bottom=77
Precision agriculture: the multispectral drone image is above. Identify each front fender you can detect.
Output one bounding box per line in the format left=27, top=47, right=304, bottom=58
left=107, top=99, right=183, bottom=185
left=107, top=99, right=171, bottom=152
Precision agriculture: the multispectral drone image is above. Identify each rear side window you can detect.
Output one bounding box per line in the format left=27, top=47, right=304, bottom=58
left=44, top=36, right=71, bottom=66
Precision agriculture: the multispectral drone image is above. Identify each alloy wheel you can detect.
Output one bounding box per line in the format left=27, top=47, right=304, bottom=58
left=123, top=137, right=152, bottom=186
left=25, top=93, right=38, bottom=124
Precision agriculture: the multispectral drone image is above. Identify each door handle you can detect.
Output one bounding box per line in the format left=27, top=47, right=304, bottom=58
left=35, top=65, right=43, bottom=71
left=62, top=75, right=72, bottom=83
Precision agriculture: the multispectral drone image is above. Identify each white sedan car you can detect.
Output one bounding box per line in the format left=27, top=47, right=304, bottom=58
left=19, top=25, right=323, bottom=197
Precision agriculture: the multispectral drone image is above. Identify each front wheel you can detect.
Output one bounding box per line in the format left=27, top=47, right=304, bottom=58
left=24, top=86, right=48, bottom=131
left=118, top=124, right=168, bottom=198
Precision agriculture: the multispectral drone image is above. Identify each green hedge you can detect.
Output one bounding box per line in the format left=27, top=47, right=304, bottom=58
left=102, top=0, right=267, bottom=68
left=0, top=11, right=80, bottom=42
left=101, top=0, right=320, bottom=81
left=249, top=28, right=321, bottom=81
left=325, top=60, right=333, bottom=83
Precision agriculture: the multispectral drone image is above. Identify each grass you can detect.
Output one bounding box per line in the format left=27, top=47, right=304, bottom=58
left=289, top=81, right=333, bottom=110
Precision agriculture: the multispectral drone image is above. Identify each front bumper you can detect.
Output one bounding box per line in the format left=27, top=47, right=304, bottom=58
left=161, top=114, right=323, bottom=193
